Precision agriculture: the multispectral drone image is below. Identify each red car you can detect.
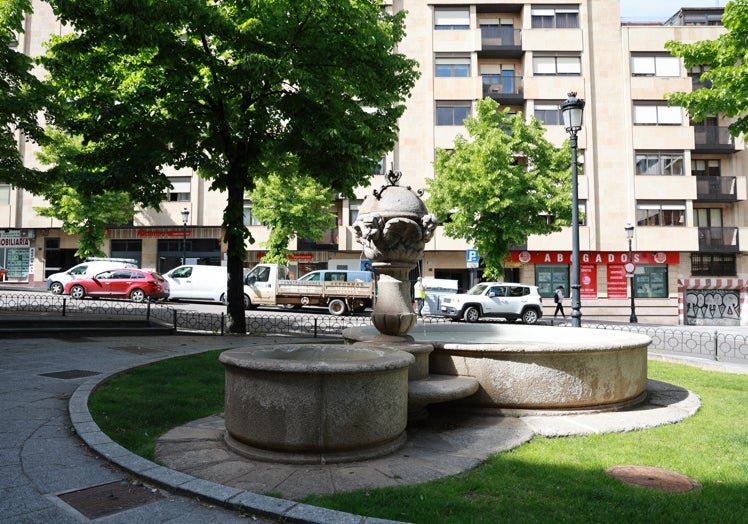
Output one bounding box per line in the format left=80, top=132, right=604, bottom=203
left=64, top=268, right=170, bottom=302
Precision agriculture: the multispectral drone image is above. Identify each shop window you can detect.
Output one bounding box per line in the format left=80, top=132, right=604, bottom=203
left=535, top=265, right=568, bottom=298
left=633, top=265, right=668, bottom=298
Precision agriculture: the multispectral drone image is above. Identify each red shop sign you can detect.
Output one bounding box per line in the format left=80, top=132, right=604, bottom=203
left=510, top=251, right=678, bottom=265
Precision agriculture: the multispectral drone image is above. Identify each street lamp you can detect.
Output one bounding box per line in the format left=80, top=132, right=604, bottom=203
left=625, top=223, right=638, bottom=323
left=560, top=92, right=585, bottom=327
left=181, top=207, right=189, bottom=265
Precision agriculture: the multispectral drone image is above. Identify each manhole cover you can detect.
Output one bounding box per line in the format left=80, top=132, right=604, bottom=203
left=606, top=465, right=700, bottom=493
left=39, top=369, right=101, bottom=380
left=59, top=480, right=162, bottom=519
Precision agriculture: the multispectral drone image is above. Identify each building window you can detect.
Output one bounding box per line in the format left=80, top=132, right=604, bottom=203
left=633, top=104, right=682, bottom=125
left=636, top=201, right=686, bottom=226
left=434, top=8, right=470, bottom=30
left=635, top=152, right=684, bottom=175
left=633, top=265, right=668, bottom=298
left=349, top=200, right=362, bottom=226
left=691, top=159, right=721, bottom=176
left=243, top=203, right=261, bottom=226
left=435, top=55, right=471, bottom=77
left=534, top=102, right=562, bottom=125
left=533, top=54, right=581, bottom=76
left=531, top=6, right=579, bottom=28
left=691, top=253, right=736, bottom=276
left=166, top=177, right=191, bottom=202
left=631, top=54, right=681, bottom=77
left=535, top=265, right=569, bottom=298
left=0, top=184, right=10, bottom=205
left=436, top=102, right=471, bottom=126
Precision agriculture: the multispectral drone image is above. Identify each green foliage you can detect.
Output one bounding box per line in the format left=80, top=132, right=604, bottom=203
left=665, top=1, right=748, bottom=135
left=33, top=129, right=135, bottom=258
left=33, top=0, right=419, bottom=332
left=249, top=170, right=336, bottom=265
left=426, top=98, right=572, bottom=280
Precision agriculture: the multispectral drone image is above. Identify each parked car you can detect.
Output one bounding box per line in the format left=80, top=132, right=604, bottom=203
left=64, top=268, right=169, bottom=302
left=439, top=282, right=543, bottom=324
left=46, top=257, right=139, bottom=295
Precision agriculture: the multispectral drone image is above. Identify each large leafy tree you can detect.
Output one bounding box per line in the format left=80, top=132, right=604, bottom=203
left=24, top=0, right=418, bottom=333
left=427, top=98, right=573, bottom=280
left=34, top=129, right=135, bottom=259
left=665, top=1, right=748, bottom=133
left=249, top=170, right=336, bottom=266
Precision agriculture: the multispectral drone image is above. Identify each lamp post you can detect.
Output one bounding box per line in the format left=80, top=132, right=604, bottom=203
left=625, top=223, right=638, bottom=323
left=560, top=92, right=585, bottom=327
left=181, top=207, right=189, bottom=265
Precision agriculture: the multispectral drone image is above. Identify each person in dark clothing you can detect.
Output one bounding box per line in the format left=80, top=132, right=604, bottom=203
left=554, top=285, right=566, bottom=318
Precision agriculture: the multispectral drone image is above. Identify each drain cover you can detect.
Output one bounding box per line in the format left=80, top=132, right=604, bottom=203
left=39, top=369, right=101, bottom=380
left=59, top=480, right=162, bottom=518
left=606, top=465, right=700, bottom=493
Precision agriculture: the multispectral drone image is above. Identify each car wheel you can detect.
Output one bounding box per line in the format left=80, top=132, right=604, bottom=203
left=522, top=309, right=539, bottom=324
left=220, top=293, right=228, bottom=305
left=50, top=281, right=64, bottom=295
left=463, top=306, right=480, bottom=323
left=328, top=298, right=347, bottom=316
left=130, top=289, right=146, bottom=303
left=70, top=285, right=86, bottom=300
left=243, top=294, right=251, bottom=309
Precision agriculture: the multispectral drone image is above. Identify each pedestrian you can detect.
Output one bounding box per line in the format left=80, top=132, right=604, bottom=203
left=414, top=277, right=427, bottom=316
left=554, top=285, right=566, bottom=319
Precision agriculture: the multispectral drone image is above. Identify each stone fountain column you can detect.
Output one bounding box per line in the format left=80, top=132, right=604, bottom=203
left=353, top=170, right=438, bottom=339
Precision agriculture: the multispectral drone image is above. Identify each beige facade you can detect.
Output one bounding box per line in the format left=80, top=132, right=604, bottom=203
left=2, top=1, right=746, bottom=326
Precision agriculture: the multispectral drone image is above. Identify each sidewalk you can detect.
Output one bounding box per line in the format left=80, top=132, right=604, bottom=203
left=1, top=332, right=746, bottom=523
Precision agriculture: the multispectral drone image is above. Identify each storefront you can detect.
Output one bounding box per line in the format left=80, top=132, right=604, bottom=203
left=0, top=230, right=35, bottom=283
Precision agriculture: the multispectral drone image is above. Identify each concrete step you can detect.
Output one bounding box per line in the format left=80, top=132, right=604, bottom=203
left=408, top=373, right=480, bottom=421
left=0, top=316, right=175, bottom=337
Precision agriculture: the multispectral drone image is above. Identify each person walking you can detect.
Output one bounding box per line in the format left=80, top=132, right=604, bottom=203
left=554, top=285, right=566, bottom=319
left=414, top=277, right=427, bottom=317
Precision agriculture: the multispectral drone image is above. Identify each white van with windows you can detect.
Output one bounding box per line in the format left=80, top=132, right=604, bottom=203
left=46, top=257, right=139, bottom=295
left=164, top=264, right=251, bottom=308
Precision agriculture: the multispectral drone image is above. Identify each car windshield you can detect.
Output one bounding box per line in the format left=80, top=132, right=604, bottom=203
left=466, top=284, right=490, bottom=296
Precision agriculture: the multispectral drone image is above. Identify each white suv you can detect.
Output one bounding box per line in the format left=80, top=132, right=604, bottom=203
left=46, top=258, right=139, bottom=295
left=439, top=282, right=543, bottom=324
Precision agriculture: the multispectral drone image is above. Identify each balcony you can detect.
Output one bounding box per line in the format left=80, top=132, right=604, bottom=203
left=479, top=27, right=522, bottom=58
left=482, top=75, right=524, bottom=105
left=698, top=226, right=739, bottom=253
left=696, top=176, right=737, bottom=202
left=694, top=125, right=737, bottom=153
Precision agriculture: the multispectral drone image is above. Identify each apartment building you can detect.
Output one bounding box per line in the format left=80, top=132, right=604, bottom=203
left=1, top=1, right=745, bottom=326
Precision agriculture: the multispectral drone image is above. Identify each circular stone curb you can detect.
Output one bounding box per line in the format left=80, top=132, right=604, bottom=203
left=606, top=465, right=701, bottom=492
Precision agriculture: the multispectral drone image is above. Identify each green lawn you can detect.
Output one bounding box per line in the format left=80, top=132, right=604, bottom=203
left=89, top=353, right=748, bottom=523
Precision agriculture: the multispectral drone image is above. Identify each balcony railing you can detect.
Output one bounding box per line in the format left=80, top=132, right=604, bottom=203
left=482, top=75, right=524, bottom=101
left=698, top=226, right=739, bottom=252
left=480, top=27, right=521, bottom=47
left=694, top=125, right=736, bottom=152
left=696, top=176, right=737, bottom=201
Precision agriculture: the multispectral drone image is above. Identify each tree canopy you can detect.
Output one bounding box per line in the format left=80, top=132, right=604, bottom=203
left=665, top=0, right=748, bottom=134
left=426, top=98, right=573, bottom=280
left=5, top=0, right=419, bottom=332
left=249, top=170, right=337, bottom=266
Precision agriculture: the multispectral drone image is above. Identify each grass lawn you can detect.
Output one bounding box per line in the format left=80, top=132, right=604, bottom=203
left=89, top=353, right=748, bottom=523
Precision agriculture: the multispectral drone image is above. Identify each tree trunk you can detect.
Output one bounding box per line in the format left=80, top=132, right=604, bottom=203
left=225, top=171, right=248, bottom=334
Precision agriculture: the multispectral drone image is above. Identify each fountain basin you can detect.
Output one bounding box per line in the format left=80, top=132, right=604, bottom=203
left=344, top=324, right=651, bottom=412
left=220, top=344, right=414, bottom=464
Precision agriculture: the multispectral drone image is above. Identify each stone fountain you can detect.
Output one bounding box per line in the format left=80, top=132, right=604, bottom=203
left=221, top=170, right=651, bottom=465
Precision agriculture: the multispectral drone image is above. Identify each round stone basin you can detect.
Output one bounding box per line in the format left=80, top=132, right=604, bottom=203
left=343, top=324, right=651, bottom=412
left=220, top=344, right=414, bottom=464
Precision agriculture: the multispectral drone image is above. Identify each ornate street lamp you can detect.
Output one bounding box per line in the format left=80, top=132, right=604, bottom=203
left=181, top=207, right=190, bottom=265
left=560, top=92, right=585, bottom=327
left=625, top=223, right=638, bottom=323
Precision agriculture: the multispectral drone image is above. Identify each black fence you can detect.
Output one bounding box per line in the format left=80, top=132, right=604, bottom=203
left=1, top=292, right=746, bottom=362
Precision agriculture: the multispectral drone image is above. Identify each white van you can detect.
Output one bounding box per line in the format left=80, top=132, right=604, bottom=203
left=298, top=269, right=373, bottom=284
left=164, top=265, right=251, bottom=308
left=47, top=258, right=139, bottom=295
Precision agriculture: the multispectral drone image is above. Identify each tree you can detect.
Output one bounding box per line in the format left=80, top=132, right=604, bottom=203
left=426, top=98, right=573, bottom=280
left=24, top=0, right=418, bottom=333
left=0, top=0, right=47, bottom=191
left=33, top=129, right=135, bottom=259
left=249, top=170, right=336, bottom=266
left=665, top=1, right=748, bottom=134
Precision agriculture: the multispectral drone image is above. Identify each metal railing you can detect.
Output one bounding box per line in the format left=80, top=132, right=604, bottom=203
left=1, top=293, right=746, bottom=362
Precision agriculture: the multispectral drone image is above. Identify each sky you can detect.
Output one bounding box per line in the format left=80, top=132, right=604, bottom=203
left=620, top=0, right=729, bottom=22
